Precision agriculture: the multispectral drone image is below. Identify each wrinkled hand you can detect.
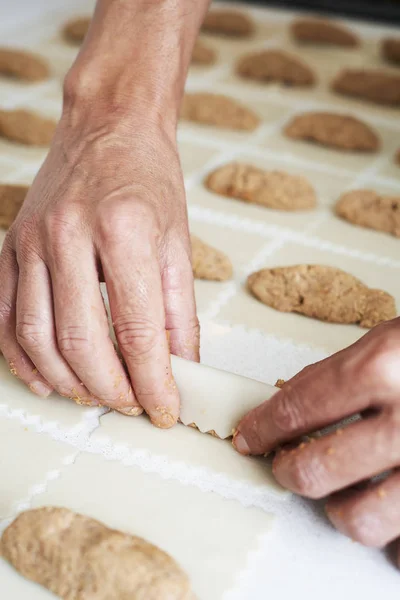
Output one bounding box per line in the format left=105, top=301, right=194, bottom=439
left=234, top=319, right=400, bottom=561
left=0, top=115, right=199, bottom=427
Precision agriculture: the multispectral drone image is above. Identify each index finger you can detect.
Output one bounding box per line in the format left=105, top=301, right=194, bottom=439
left=233, top=332, right=392, bottom=456
left=101, top=222, right=179, bottom=428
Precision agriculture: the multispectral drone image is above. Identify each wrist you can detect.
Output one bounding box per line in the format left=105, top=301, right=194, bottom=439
left=61, top=0, right=209, bottom=136
left=62, top=66, right=178, bottom=139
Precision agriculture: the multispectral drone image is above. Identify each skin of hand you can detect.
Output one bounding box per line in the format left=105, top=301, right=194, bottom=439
left=0, top=0, right=211, bottom=427
left=233, top=318, right=400, bottom=563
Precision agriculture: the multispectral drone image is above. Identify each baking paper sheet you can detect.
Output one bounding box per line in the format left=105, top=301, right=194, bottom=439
left=172, top=354, right=276, bottom=438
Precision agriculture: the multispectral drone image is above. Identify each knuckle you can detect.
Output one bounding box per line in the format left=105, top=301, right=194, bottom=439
left=98, top=199, right=159, bottom=246
left=44, top=208, right=82, bottom=253
left=97, top=202, right=127, bottom=244
left=270, top=386, right=304, bottom=434
left=361, top=330, right=400, bottom=392
left=290, top=362, right=321, bottom=385
left=15, top=219, right=39, bottom=262
left=57, top=325, right=94, bottom=357
left=114, top=315, right=160, bottom=361
left=289, top=453, right=325, bottom=498
left=16, top=315, right=49, bottom=352
left=167, top=315, right=200, bottom=337
left=131, top=200, right=159, bottom=231
left=134, top=385, right=165, bottom=404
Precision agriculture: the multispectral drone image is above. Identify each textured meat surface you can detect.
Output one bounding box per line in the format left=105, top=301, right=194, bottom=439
left=1, top=507, right=193, bottom=600
left=191, top=235, right=233, bottom=281
left=0, top=109, right=56, bottom=146
left=205, top=162, right=316, bottom=210
left=332, top=69, right=400, bottom=106
left=247, top=265, right=396, bottom=328
left=201, top=10, right=254, bottom=37
left=62, top=17, right=91, bottom=43
left=291, top=18, right=359, bottom=46
left=336, top=190, right=400, bottom=238
left=382, top=38, right=400, bottom=65
left=0, top=48, right=49, bottom=81
left=236, top=50, right=315, bottom=86
left=181, top=93, right=260, bottom=130
left=284, top=112, right=379, bottom=152
left=191, top=39, right=216, bottom=65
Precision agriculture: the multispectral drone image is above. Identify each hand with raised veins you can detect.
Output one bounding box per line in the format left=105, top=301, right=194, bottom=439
left=0, top=0, right=211, bottom=427
left=234, top=318, right=400, bottom=561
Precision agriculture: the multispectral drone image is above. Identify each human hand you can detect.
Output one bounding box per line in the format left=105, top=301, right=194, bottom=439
left=234, top=318, right=400, bottom=561
left=0, top=107, right=199, bottom=427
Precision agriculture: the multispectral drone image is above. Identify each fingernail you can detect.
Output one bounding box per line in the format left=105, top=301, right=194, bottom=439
left=29, top=381, right=53, bottom=398
left=73, top=398, right=101, bottom=407
left=117, top=406, right=143, bottom=417
left=152, top=415, right=175, bottom=429
left=9, top=361, right=17, bottom=376
left=232, top=431, right=250, bottom=455
left=69, top=388, right=101, bottom=407
left=151, top=406, right=176, bottom=429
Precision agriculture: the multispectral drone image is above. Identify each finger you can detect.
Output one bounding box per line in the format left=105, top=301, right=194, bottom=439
left=0, top=242, right=52, bottom=396
left=233, top=330, right=398, bottom=456
left=326, top=470, right=400, bottom=547
left=271, top=409, right=400, bottom=499
left=15, top=257, right=100, bottom=407
left=161, top=241, right=200, bottom=362
left=46, top=229, right=140, bottom=413
left=100, top=210, right=179, bottom=427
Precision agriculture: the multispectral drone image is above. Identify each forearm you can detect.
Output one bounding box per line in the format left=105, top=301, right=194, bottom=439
left=63, top=0, right=211, bottom=133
